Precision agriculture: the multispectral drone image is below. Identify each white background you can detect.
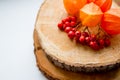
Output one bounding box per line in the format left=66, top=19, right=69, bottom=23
left=0, top=0, right=47, bottom=80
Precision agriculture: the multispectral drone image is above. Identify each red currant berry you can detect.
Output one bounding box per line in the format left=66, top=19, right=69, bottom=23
left=63, top=24, right=67, bottom=30
left=79, top=35, right=85, bottom=44
left=90, top=41, right=94, bottom=47
left=65, top=21, right=71, bottom=27
left=66, top=16, right=71, bottom=22
left=94, top=44, right=100, bottom=50
left=90, top=34, right=96, bottom=41
left=85, top=37, right=90, bottom=44
left=71, top=16, right=77, bottom=22
left=70, top=21, right=76, bottom=27
left=81, top=32, right=89, bottom=37
left=71, top=28, right=76, bottom=32
left=58, top=22, right=63, bottom=30
left=65, top=27, right=72, bottom=33
left=75, top=31, right=81, bottom=42
left=62, top=18, right=67, bottom=23
left=75, top=37, right=80, bottom=42
left=104, top=38, right=111, bottom=47
left=75, top=31, right=81, bottom=37
left=68, top=31, right=75, bottom=39
left=90, top=41, right=100, bottom=50
left=98, top=39, right=105, bottom=48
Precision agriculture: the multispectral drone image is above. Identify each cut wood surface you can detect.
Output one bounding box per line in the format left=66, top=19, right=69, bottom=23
left=35, top=0, right=120, bottom=72
left=34, top=30, right=120, bottom=80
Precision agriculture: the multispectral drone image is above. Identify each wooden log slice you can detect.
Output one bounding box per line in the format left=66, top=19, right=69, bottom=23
left=35, top=0, right=120, bottom=72
left=34, top=30, right=120, bottom=80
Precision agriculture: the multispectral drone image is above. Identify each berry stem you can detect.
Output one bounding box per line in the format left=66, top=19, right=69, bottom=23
left=76, top=22, right=82, bottom=29
left=83, top=26, right=91, bottom=34
left=99, top=25, right=111, bottom=38
left=83, top=26, right=88, bottom=32
left=86, top=27, right=91, bottom=34
left=96, top=26, right=101, bottom=39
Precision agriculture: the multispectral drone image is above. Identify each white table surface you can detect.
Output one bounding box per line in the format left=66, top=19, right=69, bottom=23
left=0, top=0, right=47, bottom=80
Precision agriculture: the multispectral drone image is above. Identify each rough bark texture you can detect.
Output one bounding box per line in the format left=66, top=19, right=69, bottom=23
left=46, top=53, right=120, bottom=73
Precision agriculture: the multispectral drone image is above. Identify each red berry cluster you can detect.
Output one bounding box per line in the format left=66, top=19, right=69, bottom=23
left=58, top=16, right=76, bottom=30
left=57, top=16, right=111, bottom=50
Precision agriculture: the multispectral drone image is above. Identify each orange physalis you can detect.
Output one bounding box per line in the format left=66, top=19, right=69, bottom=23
left=79, top=2, right=103, bottom=27
left=63, top=0, right=87, bottom=15
left=101, top=9, right=120, bottom=35
left=95, top=0, right=112, bottom=12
